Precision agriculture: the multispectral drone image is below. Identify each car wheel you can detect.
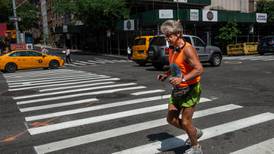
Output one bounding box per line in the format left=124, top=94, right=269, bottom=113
left=210, top=53, right=222, bottom=66
left=49, top=60, right=59, bottom=69
left=5, top=63, right=17, bottom=73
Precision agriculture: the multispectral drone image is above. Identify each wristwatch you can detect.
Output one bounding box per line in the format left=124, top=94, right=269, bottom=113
left=182, top=78, right=186, bottom=82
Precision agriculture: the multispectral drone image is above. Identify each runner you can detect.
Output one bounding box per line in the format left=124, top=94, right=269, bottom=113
left=157, top=20, right=204, bottom=154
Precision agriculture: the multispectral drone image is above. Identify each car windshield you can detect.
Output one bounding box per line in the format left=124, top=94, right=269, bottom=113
left=150, top=37, right=166, bottom=46
left=133, top=38, right=146, bottom=45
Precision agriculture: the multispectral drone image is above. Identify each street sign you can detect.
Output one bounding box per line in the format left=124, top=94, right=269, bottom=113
left=9, top=17, right=21, bottom=22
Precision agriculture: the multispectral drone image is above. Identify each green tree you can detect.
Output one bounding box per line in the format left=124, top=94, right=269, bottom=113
left=0, top=0, right=12, bottom=23
left=256, top=0, right=274, bottom=22
left=53, top=0, right=129, bottom=32
left=217, top=21, right=241, bottom=53
left=17, top=2, right=39, bottom=31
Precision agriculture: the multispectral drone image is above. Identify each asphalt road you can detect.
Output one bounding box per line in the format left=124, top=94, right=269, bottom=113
left=0, top=54, right=274, bottom=154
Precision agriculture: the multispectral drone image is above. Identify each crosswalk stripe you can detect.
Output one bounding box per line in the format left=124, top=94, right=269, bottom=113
left=88, top=60, right=106, bottom=64
left=7, top=73, right=100, bottom=83
left=9, top=78, right=120, bottom=91
left=75, top=61, right=95, bottom=65
left=8, top=74, right=108, bottom=86
left=33, top=104, right=241, bottom=154
left=28, top=99, right=220, bottom=135
left=16, top=86, right=146, bottom=105
left=39, top=81, right=115, bottom=92
left=14, top=83, right=137, bottom=100
left=230, top=138, right=274, bottom=154
left=20, top=95, right=170, bottom=113
left=4, top=70, right=78, bottom=79
left=19, top=98, right=99, bottom=112
left=28, top=104, right=167, bottom=135
left=131, top=89, right=165, bottom=95
left=9, top=76, right=110, bottom=88
left=25, top=95, right=172, bottom=121
left=113, top=112, right=274, bottom=154
left=3, top=69, right=75, bottom=78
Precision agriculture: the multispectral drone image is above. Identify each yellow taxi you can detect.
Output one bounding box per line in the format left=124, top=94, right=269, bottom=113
left=0, top=50, right=64, bottom=73
left=131, top=35, right=154, bottom=66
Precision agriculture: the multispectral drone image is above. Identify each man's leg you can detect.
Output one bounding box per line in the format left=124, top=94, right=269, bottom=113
left=166, top=104, right=182, bottom=129
left=181, top=106, right=197, bottom=146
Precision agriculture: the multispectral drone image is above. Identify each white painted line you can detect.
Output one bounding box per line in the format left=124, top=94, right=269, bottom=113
left=33, top=104, right=240, bottom=154
left=131, top=89, right=165, bottom=96
left=14, top=83, right=137, bottom=100
left=113, top=112, right=274, bottom=154
left=9, top=78, right=120, bottom=91
left=69, top=62, right=87, bottom=66
left=28, top=97, right=213, bottom=133
left=8, top=74, right=108, bottom=86
left=9, top=76, right=110, bottom=88
left=88, top=60, right=106, bottom=64
left=7, top=73, right=99, bottom=83
left=19, top=98, right=98, bottom=112
left=39, top=81, right=115, bottom=92
left=4, top=69, right=75, bottom=78
left=28, top=104, right=167, bottom=135
left=230, top=138, right=274, bottom=154
left=25, top=95, right=171, bottom=121
left=17, top=86, right=146, bottom=105
left=75, top=61, right=95, bottom=65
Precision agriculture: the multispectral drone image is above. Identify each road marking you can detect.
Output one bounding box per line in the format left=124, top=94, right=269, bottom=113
left=19, top=98, right=98, bottom=112
left=9, top=76, right=110, bottom=88
left=39, top=81, right=115, bottom=92
left=230, top=138, right=274, bottom=154
left=4, top=69, right=76, bottom=78
left=7, top=73, right=100, bottom=83
left=33, top=104, right=242, bottom=153
left=25, top=95, right=171, bottom=121
left=14, top=83, right=137, bottom=100
left=9, top=78, right=120, bottom=91
left=28, top=104, right=167, bottom=135
left=131, top=89, right=165, bottom=95
left=113, top=112, right=274, bottom=154
left=16, top=86, right=146, bottom=105
left=8, top=74, right=108, bottom=86
left=28, top=99, right=219, bottom=135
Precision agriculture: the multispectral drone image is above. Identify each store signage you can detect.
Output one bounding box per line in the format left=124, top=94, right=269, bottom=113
left=159, top=10, right=174, bottom=19
left=190, top=9, right=199, bottom=21
left=124, top=19, right=134, bottom=31
left=202, top=10, right=218, bottom=22
left=256, top=13, right=267, bottom=23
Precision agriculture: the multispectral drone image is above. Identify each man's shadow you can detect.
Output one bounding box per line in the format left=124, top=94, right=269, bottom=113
left=147, top=132, right=190, bottom=154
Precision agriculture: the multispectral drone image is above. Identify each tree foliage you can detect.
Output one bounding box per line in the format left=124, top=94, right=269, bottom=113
left=217, top=21, right=241, bottom=53
left=256, top=0, right=274, bottom=22
left=0, top=0, right=12, bottom=22
left=53, top=0, right=129, bottom=32
left=0, top=0, right=38, bottom=31
left=17, top=2, right=39, bottom=31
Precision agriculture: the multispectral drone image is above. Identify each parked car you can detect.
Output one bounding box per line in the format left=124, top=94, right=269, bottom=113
left=0, top=50, right=64, bottom=73
left=257, top=35, right=274, bottom=55
left=148, top=35, right=222, bottom=70
left=131, top=35, right=154, bottom=66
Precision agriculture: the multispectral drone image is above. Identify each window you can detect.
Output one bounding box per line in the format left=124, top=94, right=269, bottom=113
left=133, top=38, right=146, bottom=45
left=150, top=37, right=167, bottom=46
left=192, top=37, right=205, bottom=46
left=9, top=51, right=28, bottom=57
left=27, top=51, right=42, bottom=56
left=183, top=36, right=192, bottom=44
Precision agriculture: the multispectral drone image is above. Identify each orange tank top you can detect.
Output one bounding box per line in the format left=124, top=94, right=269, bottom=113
left=168, top=42, right=201, bottom=87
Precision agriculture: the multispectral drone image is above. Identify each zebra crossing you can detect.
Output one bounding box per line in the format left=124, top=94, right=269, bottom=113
left=223, top=55, right=274, bottom=61
left=3, top=69, right=274, bottom=154
left=64, top=58, right=131, bottom=67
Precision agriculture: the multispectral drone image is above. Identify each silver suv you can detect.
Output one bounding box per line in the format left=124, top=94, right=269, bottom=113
left=148, top=35, right=222, bottom=70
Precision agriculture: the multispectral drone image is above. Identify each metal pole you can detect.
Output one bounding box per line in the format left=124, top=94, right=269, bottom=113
left=12, top=0, right=20, bottom=43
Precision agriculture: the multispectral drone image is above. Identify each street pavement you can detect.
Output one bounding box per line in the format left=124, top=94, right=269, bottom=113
left=0, top=54, right=274, bottom=154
